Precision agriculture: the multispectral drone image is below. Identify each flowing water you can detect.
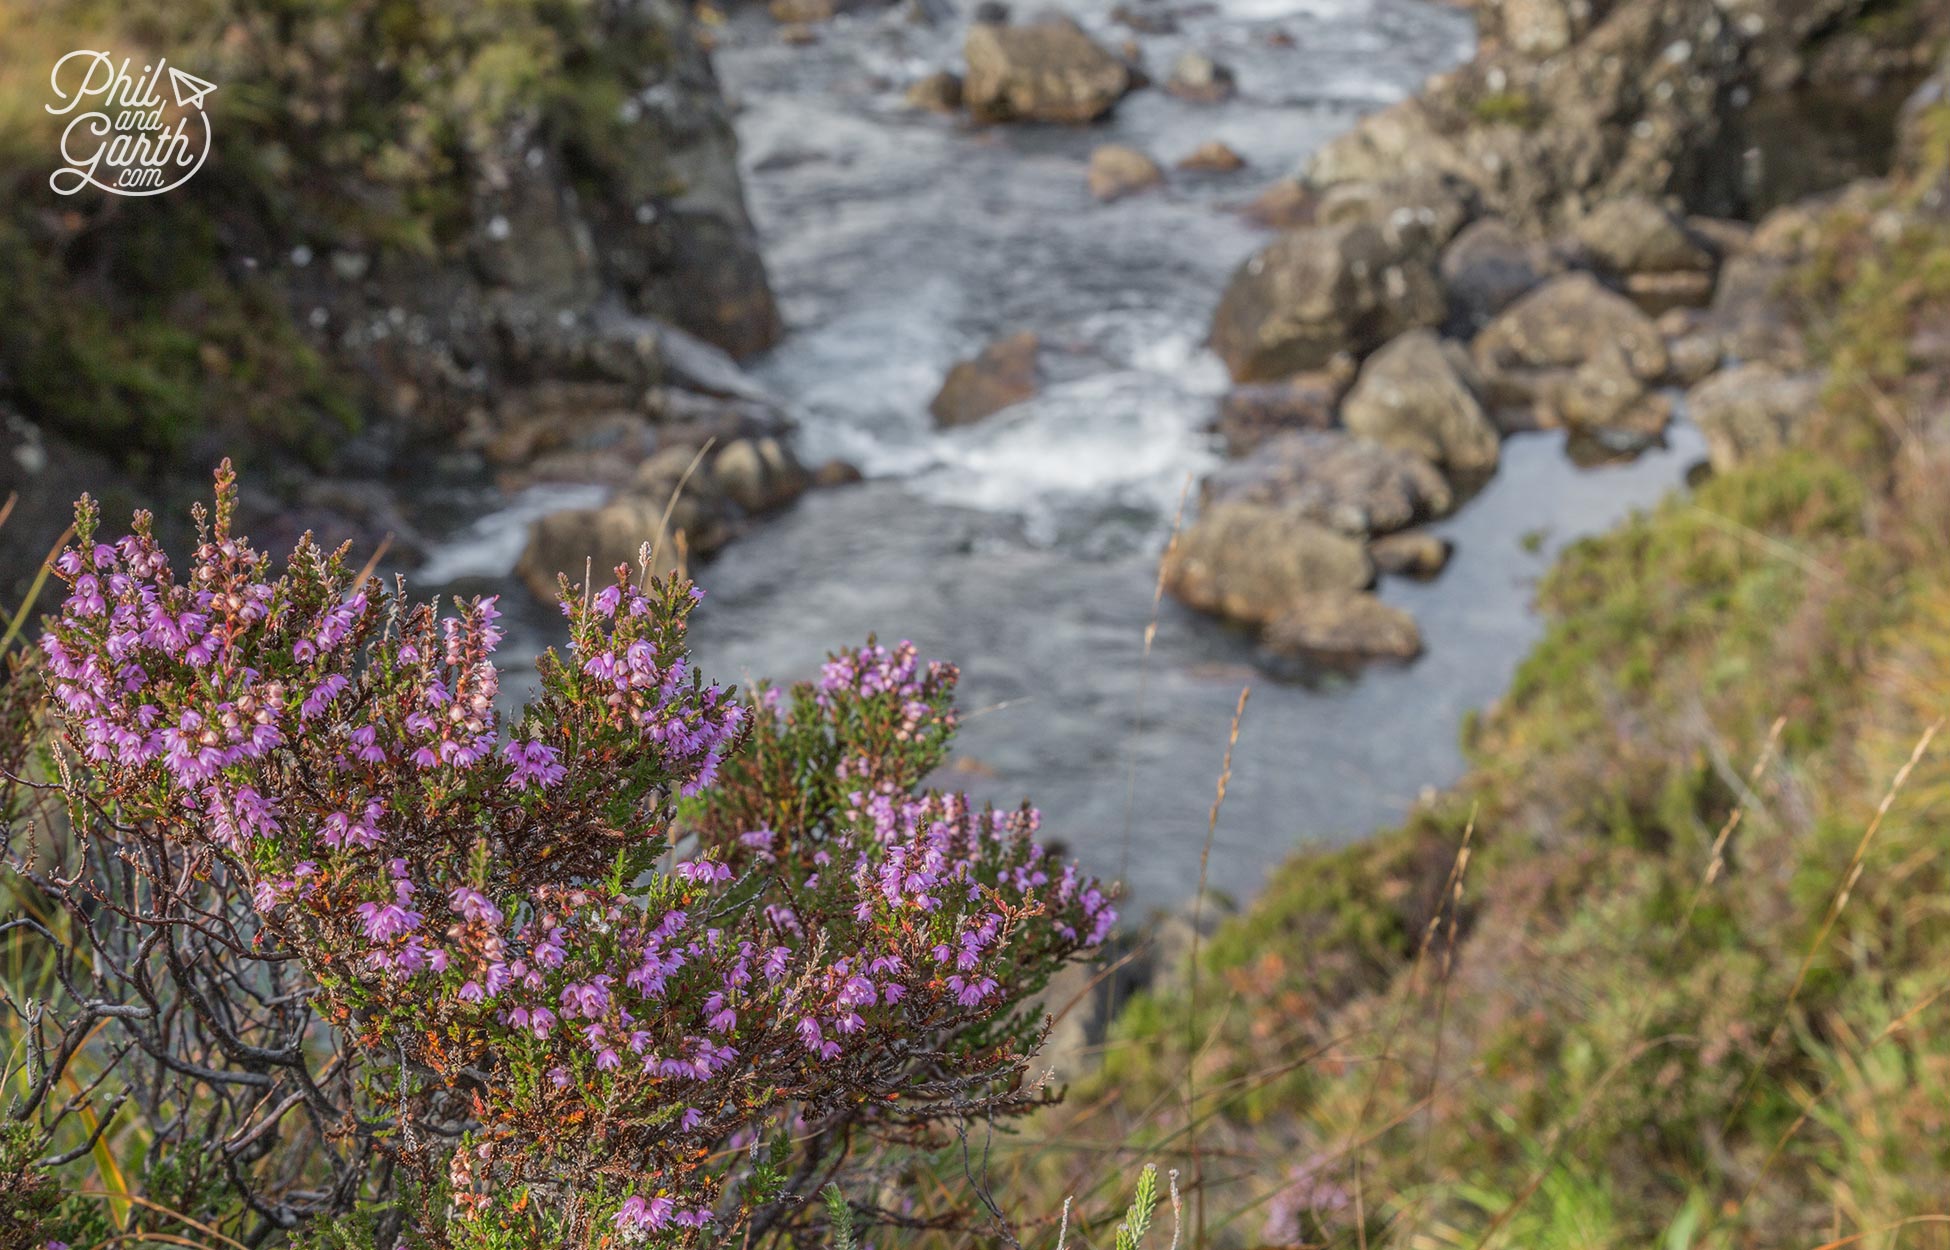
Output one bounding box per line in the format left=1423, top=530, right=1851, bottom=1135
left=416, top=0, right=1708, bottom=914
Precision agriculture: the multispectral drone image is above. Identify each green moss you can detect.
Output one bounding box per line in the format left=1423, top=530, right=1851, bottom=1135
left=1471, top=89, right=1543, bottom=129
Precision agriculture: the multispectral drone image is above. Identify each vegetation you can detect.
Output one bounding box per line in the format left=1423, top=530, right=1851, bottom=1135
left=0, top=0, right=686, bottom=473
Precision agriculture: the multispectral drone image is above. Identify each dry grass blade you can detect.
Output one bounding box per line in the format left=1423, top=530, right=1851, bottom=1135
left=1, top=522, right=75, bottom=653
left=1724, top=717, right=1941, bottom=1132
left=646, top=437, right=716, bottom=579
left=1186, top=684, right=1248, bottom=1250
left=1119, top=473, right=1192, bottom=888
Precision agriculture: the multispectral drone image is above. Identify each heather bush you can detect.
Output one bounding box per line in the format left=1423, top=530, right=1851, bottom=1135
left=3, top=463, right=1113, bottom=1247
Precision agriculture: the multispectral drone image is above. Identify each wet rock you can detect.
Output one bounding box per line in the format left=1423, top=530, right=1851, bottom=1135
left=713, top=437, right=811, bottom=514
left=972, top=0, right=1010, bottom=23
left=1340, top=329, right=1501, bottom=474
left=519, top=491, right=718, bottom=604
left=777, top=22, right=820, bottom=44
left=812, top=459, right=866, bottom=488
left=930, top=331, right=1041, bottom=426
left=1178, top=141, right=1247, bottom=172
left=1089, top=144, right=1165, bottom=201
left=1621, top=270, right=1716, bottom=314
left=1686, top=362, right=1824, bottom=471
left=963, top=16, right=1134, bottom=124
left=1555, top=345, right=1673, bottom=445
left=1163, top=501, right=1374, bottom=626
left=1663, top=330, right=1724, bottom=387
left=1315, top=172, right=1480, bottom=258
left=1211, top=368, right=1349, bottom=457
left=1472, top=273, right=1667, bottom=417
left=1265, top=593, right=1422, bottom=659
left=1166, top=49, right=1236, bottom=102
left=1210, top=221, right=1447, bottom=382
left=1370, top=530, right=1453, bottom=579
left=1110, top=3, right=1179, bottom=33
left=768, top=0, right=835, bottom=23
left=1439, top=218, right=1556, bottom=334
left=906, top=70, right=965, bottom=113
left=1237, top=179, right=1315, bottom=228
left=1572, top=195, right=1715, bottom=275
left=1201, top=431, right=1453, bottom=537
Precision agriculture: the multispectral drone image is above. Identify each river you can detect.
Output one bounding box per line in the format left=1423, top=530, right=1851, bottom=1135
left=417, top=0, right=1706, bottom=914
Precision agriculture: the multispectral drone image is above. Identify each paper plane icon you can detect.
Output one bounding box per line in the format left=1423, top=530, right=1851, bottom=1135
left=167, top=66, right=217, bottom=110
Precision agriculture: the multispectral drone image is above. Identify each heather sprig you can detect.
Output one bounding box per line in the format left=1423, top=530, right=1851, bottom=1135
left=33, top=464, right=1115, bottom=1248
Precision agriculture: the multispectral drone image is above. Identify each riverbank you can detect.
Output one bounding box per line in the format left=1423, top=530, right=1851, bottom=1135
left=1013, top=41, right=1950, bottom=1250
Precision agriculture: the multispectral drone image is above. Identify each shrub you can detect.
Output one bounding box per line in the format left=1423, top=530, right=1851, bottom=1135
left=7, top=463, right=1113, bottom=1247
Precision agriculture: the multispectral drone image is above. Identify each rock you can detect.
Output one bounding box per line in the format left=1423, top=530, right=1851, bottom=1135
left=1685, top=363, right=1824, bottom=472
left=1475, top=0, right=1614, bottom=59
left=777, top=22, right=819, bottom=44
left=812, top=459, right=866, bottom=488
left=519, top=492, right=717, bottom=604
left=1472, top=273, right=1667, bottom=413
left=1621, top=270, right=1716, bottom=314
left=1163, top=501, right=1374, bottom=626
left=1237, top=180, right=1315, bottom=228
left=1210, top=222, right=1447, bottom=382
left=1265, top=593, right=1423, bottom=659
left=1439, top=218, right=1556, bottom=333
left=769, top=0, right=834, bottom=23
left=1315, top=172, right=1480, bottom=258
left=972, top=0, right=1010, bottom=23
left=1572, top=196, right=1715, bottom=275
left=1370, top=530, right=1453, bottom=579
left=1110, top=3, right=1178, bottom=33
left=1555, top=345, right=1673, bottom=444
left=906, top=70, right=965, bottom=113
left=930, top=331, right=1040, bottom=426
left=1201, top=431, right=1453, bottom=537
left=712, top=437, right=811, bottom=514
left=1704, top=253, right=1806, bottom=369
left=1687, top=216, right=1755, bottom=260
left=1340, top=329, right=1501, bottom=474
left=1664, top=330, right=1724, bottom=387
left=1306, top=0, right=1749, bottom=230
left=1211, top=369, right=1348, bottom=457
left=1178, top=141, right=1247, bottom=172
left=963, top=16, right=1134, bottom=124
left=1166, top=49, right=1236, bottom=102
left=1089, top=144, right=1165, bottom=201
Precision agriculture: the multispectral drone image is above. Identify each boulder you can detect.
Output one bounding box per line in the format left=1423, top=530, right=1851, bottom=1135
left=1306, top=0, right=1748, bottom=230
left=1211, top=369, right=1348, bottom=457
left=1178, top=141, right=1247, bottom=172
left=963, top=17, right=1134, bottom=123
left=1089, top=145, right=1165, bottom=201
left=1573, top=196, right=1714, bottom=275
left=1166, top=49, right=1236, bottom=102
left=1439, top=218, right=1556, bottom=333
left=930, top=332, right=1040, bottom=426
left=1340, top=330, right=1501, bottom=474
left=1265, top=593, right=1423, bottom=659
left=1163, top=501, right=1374, bottom=626
left=1685, top=363, right=1824, bottom=471
left=1237, top=179, right=1315, bottom=228
left=906, top=71, right=965, bottom=113
left=1472, top=273, right=1667, bottom=412
left=812, top=459, right=866, bottom=488
left=712, top=437, right=811, bottom=514
left=1210, top=222, right=1446, bottom=382
left=1554, top=344, right=1673, bottom=444
left=1315, top=172, right=1480, bottom=258
left=1370, top=530, right=1453, bottom=579
left=518, top=492, right=718, bottom=604
left=1201, top=431, right=1453, bottom=537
